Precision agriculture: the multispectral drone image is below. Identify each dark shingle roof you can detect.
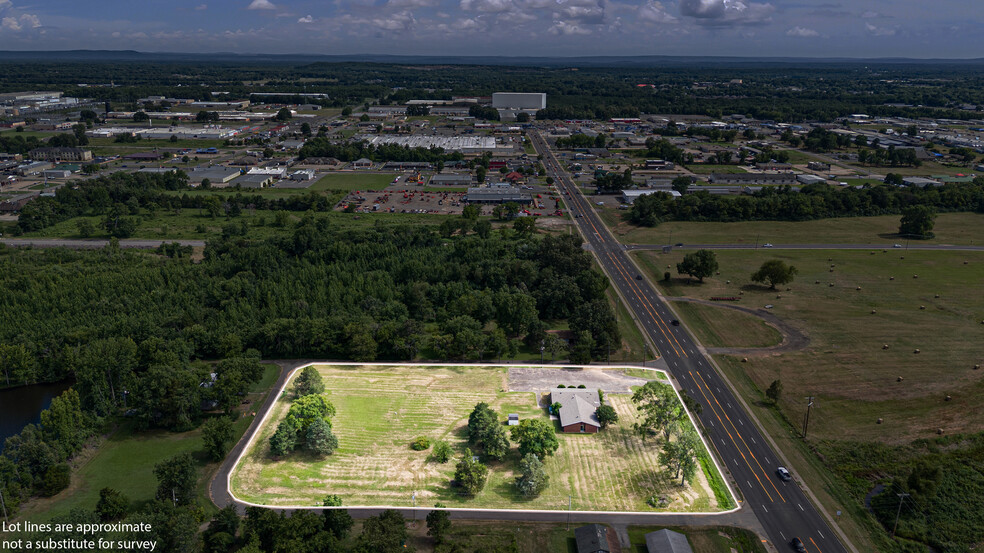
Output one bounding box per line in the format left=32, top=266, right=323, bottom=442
left=551, top=389, right=601, bottom=428
left=574, top=524, right=611, bottom=553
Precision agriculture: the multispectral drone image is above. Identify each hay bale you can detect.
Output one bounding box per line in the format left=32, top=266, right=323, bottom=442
left=945, top=395, right=952, bottom=401
left=857, top=286, right=862, bottom=291
left=883, top=344, right=890, bottom=349
left=900, top=256, right=905, bottom=260
left=897, top=376, right=903, bottom=382
left=829, top=268, right=835, bottom=272
left=871, top=309, right=877, bottom=314
left=920, top=305, right=926, bottom=310
left=914, top=348, right=921, bottom=354
left=726, top=280, right=731, bottom=284
left=741, top=357, right=748, bottom=363
left=974, top=364, right=980, bottom=370
left=776, top=294, right=782, bottom=299
left=935, top=294, right=940, bottom=299
left=913, top=275, right=918, bottom=279
left=890, top=277, right=895, bottom=281
left=815, top=280, right=820, bottom=284
left=829, top=283, right=835, bottom=287
left=937, top=428, right=944, bottom=435
left=877, top=418, right=883, bottom=424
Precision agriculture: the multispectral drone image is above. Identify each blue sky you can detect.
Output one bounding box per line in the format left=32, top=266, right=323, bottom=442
left=0, top=0, right=981, bottom=58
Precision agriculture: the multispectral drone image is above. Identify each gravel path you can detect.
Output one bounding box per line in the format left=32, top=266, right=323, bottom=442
left=667, top=297, right=811, bottom=356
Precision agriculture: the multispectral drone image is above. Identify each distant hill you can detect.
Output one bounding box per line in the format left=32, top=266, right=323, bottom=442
left=1, top=50, right=984, bottom=67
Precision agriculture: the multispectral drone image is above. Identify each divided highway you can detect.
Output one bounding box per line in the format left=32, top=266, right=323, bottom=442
left=530, top=130, right=851, bottom=553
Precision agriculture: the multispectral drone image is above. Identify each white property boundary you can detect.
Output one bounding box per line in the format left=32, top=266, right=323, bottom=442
left=227, top=361, right=741, bottom=516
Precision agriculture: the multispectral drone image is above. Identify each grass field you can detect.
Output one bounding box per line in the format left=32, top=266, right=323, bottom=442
left=603, top=211, right=984, bottom=246
left=311, top=172, right=394, bottom=192
left=231, top=365, right=726, bottom=512
left=667, top=302, right=782, bottom=348
left=634, top=248, right=984, bottom=444
left=686, top=165, right=748, bottom=175
left=15, top=363, right=280, bottom=522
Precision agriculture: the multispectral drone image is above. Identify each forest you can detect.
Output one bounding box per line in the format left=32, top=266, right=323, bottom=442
left=4, top=61, right=984, bottom=123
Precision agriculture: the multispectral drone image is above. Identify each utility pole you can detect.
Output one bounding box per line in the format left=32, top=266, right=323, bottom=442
left=567, top=495, right=572, bottom=531
left=892, top=493, right=910, bottom=537
left=802, top=396, right=815, bottom=439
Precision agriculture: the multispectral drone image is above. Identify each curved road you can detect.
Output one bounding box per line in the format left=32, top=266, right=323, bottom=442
left=531, top=129, right=853, bottom=553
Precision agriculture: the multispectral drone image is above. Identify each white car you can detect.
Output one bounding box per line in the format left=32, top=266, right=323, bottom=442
left=762, top=243, right=774, bottom=248
left=893, top=244, right=902, bottom=248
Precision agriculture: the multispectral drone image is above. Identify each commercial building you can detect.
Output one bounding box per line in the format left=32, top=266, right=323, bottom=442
left=290, top=170, right=315, bottom=181
left=644, top=159, right=675, bottom=170
left=492, top=92, right=546, bottom=121
left=429, top=173, right=472, bottom=186
left=362, top=135, right=496, bottom=152
left=16, top=161, right=53, bottom=175
left=235, top=174, right=274, bottom=188
left=464, top=187, right=532, bottom=205
left=42, top=169, right=72, bottom=179
left=708, top=173, right=798, bottom=186
left=901, top=176, right=942, bottom=188
left=755, top=162, right=793, bottom=171
left=621, top=189, right=679, bottom=204
left=29, top=147, right=93, bottom=162
left=187, top=167, right=242, bottom=185
left=796, top=174, right=827, bottom=185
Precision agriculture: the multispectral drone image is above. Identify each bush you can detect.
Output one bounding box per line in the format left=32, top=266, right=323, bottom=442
left=557, top=384, right=565, bottom=388
left=577, top=384, right=586, bottom=389
left=42, top=464, right=71, bottom=496
left=411, top=436, right=431, bottom=451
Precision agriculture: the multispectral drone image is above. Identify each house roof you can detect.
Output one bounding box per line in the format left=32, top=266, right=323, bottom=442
left=574, top=524, right=611, bottom=553
left=504, top=171, right=524, bottom=181
left=552, top=389, right=601, bottom=428
left=644, top=529, right=693, bottom=553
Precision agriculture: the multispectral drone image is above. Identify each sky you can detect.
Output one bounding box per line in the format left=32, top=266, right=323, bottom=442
left=0, top=0, right=981, bottom=59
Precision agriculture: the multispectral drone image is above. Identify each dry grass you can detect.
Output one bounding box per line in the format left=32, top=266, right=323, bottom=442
left=668, top=301, right=783, bottom=348
left=231, top=365, right=723, bottom=512
left=634, top=248, right=984, bottom=443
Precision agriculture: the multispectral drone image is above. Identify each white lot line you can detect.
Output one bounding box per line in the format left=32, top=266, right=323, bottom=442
left=228, top=361, right=740, bottom=515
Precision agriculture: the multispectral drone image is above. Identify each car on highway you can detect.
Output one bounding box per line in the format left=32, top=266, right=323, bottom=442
left=777, top=466, right=792, bottom=481
left=675, top=243, right=683, bottom=247
left=894, top=243, right=902, bottom=248
left=762, top=243, right=774, bottom=248
left=670, top=319, right=680, bottom=326
left=635, top=274, right=643, bottom=280
left=790, top=537, right=807, bottom=552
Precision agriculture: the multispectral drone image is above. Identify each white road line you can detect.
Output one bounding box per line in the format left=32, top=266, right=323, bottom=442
left=738, top=419, right=744, bottom=426
left=798, top=503, right=804, bottom=511
left=780, top=532, right=786, bottom=541
left=818, top=530, right=825, bottom=539
left=762, top=504, right=768, bottom=513
left=751, top=437, right=756, bottom=444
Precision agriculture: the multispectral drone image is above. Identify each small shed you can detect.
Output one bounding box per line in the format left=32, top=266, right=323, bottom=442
left=508, top=414, right=519, bottom=426
left=644, top=529, right=693, bottom=553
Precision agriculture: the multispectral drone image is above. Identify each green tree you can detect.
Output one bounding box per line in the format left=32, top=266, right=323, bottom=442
left=595, top=404, right=619, bottom=428
left=659, top=428, right=700, bottom=485
left=676, top=249, right=718, bottom=283
left=202, top=416, right=234, bottom=461
left=515, top=453, right=549, bottom=498
left=482, top=423, right=510, bottom=462
left=270, top=420, right=298, bottom=457
left=96, top=487, right=129, bottom=521
left=899, top=205, right=936, bottom=238
left=475, top=165, right=487, bottom=183
left=462, top=204, right=480, bottom=220
left=454, top=449, right=488, bottom=496
left=341, top=106, right=353, bottom=117
left=292, top=366, right=325, bottom=398
left=306, top=418, right=338, bottom=456
left=510, top=419, right=559, bottom=459
left=766, top=379, right=782, bottom=405
left=133, top=111, right=149, bottom=122
left=285, top=394, right=336, bottom=436
left=154, top=453, right=197, bottom=505
left=356, top=510, right=413, bottom=553
left=468, top=402, right=498, bottom=444
left=632, top=381, right=684, bottom=442
left=750, top=259, right=799, bottom=290
left=301, top=122, right=312, bottom=136
left=426, top=506, right=451, bottom=545
left=513, top=216, right=536, bottom=237
left=275, top=107, right=293, bottom=121
left=475, top=218, right=492, bottom=238
left=671, top=176, right=691, bottom=195
left=430, top=441, right=453, bottom=463
left=322, top=494, right=354, bottom=539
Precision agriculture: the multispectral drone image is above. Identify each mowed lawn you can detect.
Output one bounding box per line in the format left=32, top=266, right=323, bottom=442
left=634, top=248, right=984, bottom=443
left=311, top=172, right=394, bottom=192
left=669, top=301, right=782, bottom=348
left=231, top=365, right=722, bottom=512
left=603, top=212, right=984, bottom=246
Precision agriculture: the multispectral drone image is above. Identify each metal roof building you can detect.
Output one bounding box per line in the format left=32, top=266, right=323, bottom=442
left=429, top=173, right=472, bottom=186
left=644, top=529, right=693, bottom=553
left=464, top=187, right=532, bottom=204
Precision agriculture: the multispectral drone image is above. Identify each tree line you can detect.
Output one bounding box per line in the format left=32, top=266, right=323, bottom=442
left=627, top=181, right=984, bottom=227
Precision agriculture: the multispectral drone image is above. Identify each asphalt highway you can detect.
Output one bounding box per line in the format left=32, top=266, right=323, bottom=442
left=530, top=130, right=852, bottom=553
left=627, top=243, right=984, bottom=252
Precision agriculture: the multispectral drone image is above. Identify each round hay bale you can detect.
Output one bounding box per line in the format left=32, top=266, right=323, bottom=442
left=877, top=418, right=883, bottom=424
left=828, top=258, right=832, bottom=262
left=857, top=286, right=862, bottom=291
left=937, top=428, right=944, bottom=435
left=726, top=280, right=731, bottom=284
left=871, top=251, right=876, bottom=255
left=831, top=264, right=836, bottom=268
left=829, top=283, right=835, bottom=287
left=716, top=271, right=721, bottom=275
left=914, top=348, right=921, bottom=354
left=913, top=275, right=918, bottom=279
left=973, top=364, right=980, bottom=370
left=815, top=280, right=820, bottom=284
left=935, top=294, right=940, bottom=299
left=897, top=376, right=903, bottom=382
left=890, top=276, right=895, bottom=281
left=964, top=261, right=969, bottom=265
left=871, top=309, right=877, bottom=314
left=920, top=305, right=926, bottom=310
left=829, top=268, right=835, bottom=272
left=945, top=395, right=952, bottom=401
left=786, top=287, right=791, bottom=291
left=741, top=357, right=748, bottom=363
left=882, top=344, right=890, bottom=350
left=776, top=294, right=782, bottom=299
left=739, top=290, right=744, bottom=295
left=900, top=256, right=905, bottom=260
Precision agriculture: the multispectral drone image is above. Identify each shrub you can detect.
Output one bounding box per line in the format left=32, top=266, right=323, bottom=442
left=430, top=441, right=453, bottom=463
left=41, top=464, right=71, bottom=496
left=411, top=436, right=431, bottom=451
left=577, top=384, right=586, bottom=389
left=557, top=384, right=565, bottom=388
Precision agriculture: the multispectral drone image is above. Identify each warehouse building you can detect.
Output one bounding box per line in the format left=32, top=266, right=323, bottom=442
left=235, top=174, right=274, bottom=188
left=621, top=189, right=680, bottom=204
left=16, top=161, right=53, bottom=175
left=492, top=92, right=546, bottom=121
left=429, top=173, right=472, bottom=186
left=708, top=173, right=798, bottom=185
left=465, top=186, right=532, bottom=204
left=187, top=167, right=242, bottom=185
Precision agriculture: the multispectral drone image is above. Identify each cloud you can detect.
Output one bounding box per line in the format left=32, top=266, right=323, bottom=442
left=247, top=0, right=277, bottom=10
left=388, top=0, right=439, bottom=7
left=371, top=10, right=416, bottom=30
left=1, top=12, right=40, bottom=31
left=786, top=26, right=818, bottom=37
left=460, top=0, right=513, bottom=12
left=297, top=15, right=314, bottom=23
left=865, top=22, right=895, bottom=36
left=0, top=0, right=11, bottom=8
left=679, top=0, right=773, bottom=25
left=195, top=3, right=208, bottom=10
left=638, top=1, right=676, bottom=23
left=548, top=20, right=590, bottom=35
left=556, top=0, right=605, bottom=24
